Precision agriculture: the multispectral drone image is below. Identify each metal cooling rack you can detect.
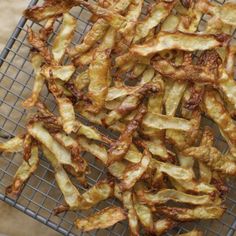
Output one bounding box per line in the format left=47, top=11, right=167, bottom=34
left=1, top=0, right=236, bottom=235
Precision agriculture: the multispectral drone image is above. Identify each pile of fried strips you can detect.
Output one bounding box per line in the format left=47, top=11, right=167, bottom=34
left=1, top=0, right=236, bottom=235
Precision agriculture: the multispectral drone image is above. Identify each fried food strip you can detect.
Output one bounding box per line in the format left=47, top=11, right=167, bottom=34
left=67, top=0, right=131, bottom=57
left=203, top=90, right=236, bottom=157
left=199, top=161, right=212, bottom=184
left=130, top=31, right=229, bottom=57
left=144, top=139, right=168, bottom=160
left=57, top=97, right=78, bottom=134
left=139, top=67, right=155, bottom=85
left=122, top=191, right=139, bottom=236
left=77, top=1, right=128, bottom=31
left=27, top=122, right=81, bottom=176
left=90, top=0, right=115, bottom=22
left=86, top=50, right=111, bottom=113
left=27, top=28, right=54, bottom=64
left=182, top=84, right=204, bottom=112
left=75, top=206, right=126, bottom=231
left=78, top=125, right=111, bottom=145
left=143, top=113, right=192, bottom=131
left=115, top=11, right=179, bottom=70
left=152, top=57, right=216, bottom=84
left=22, top=53, right=45, bottom=108
left=134, top=0, right=177, bottom=42
left=134, top=202, right=176, bottom=235
left=178, top=9, right=202, bottom=34
left=35, top=101, right=109, bottom=143
left=165, top=82, right=187, bottom=116
left=73, top=27, right=115, bottom=67
left=39, top=17, right=56, bottom=41
left=38, top=108, right=107, bottom=144
left=124, top=144, right=143, bottom=163
left=53, top=132, right=88, bottom=173
left=174, top=178, right=216, bottom=194
left=166, top=109, right=201, bottom=151
left=24, top=0, right=76, bottom=22
left=119, top=0, right=143, bottom=36
left=35, top=100, right=58, bottom=117
left=79, top=137, right=142, bottom=164
left=52, top=13, right=77, bottom=63
left=157, top=206, right=225, bottom=221
left=131, top=64, right=147, bottom=78
left=119, top=149, right=151, bottom=190
left=23, top=18, right=55, bottom=104
left=48, top=79, right=78, bottom=134
left=108, top=160, right=128, bottom=179
left=177, top=230, right=203, bottom=236
left=162, top=53, right=186, bottom=116
left=74, top=70, right=89, bottom=92
left=44, top=144, right=114, bottom=213
left=225, top=46, right=236, bottom=76
left=184, top=144, right=236, bottom=176
left=60, top=80, right=82, bottom=99
left=68, top=19, right=109, bottom=57
left=137, top=189, right=212, bottom=205
left=78, top=137, right=108, bottom=164
left=107, top=104, right=147, bottom=165
left=57, top=180, right=113, bottom=213
left=144, top=76, right=164, bottom=116
left=56, top=80, right=73, bottom=97
left=41, top=65, right=75, bottom=82
left=176, top=152, right=195, bottom=178
left=163, top=1, right=201, bottom=114
left=154, top=219, right=177, bottom=235
left=151, top=159, right=193, bottom=182
left=114, top=183, right=123, bottom=201
left=211, top=172, right=228, bottom=196
left=142, top=75, right=169, bottom=160
left=151, top=160, right=216, bottom=194
left=196, top=0, right=236, bottom=26
left=114, top=43, right=152, bottom=71
left=206, top=15, right=232, bottom=37
left=134, top=199, right=154, bottom=231
left=104, top=83, right=160, bottom=126
left=6, top=145, right=39, bottom=197
left=180, top=52, right=214, bottom=115
left=60, top=122, right=110, bottom=149
left=166, top=109, right=201, bottom=173
left=161, top=14, right=180, bottom=32
left=22, top=134, right=33, bottom=162
left=0, top=135, right=24, bottom=153
left=114, top=53, right=135, bottom=71
left=106, top=84, right=144, bottom=102
left=77, top=180, right=114, bottom=210
left=42, top=145, right=81, bottom=209
left=218, top=65, right=236, bottom=112
left=76, top=106, right=107, bottom=125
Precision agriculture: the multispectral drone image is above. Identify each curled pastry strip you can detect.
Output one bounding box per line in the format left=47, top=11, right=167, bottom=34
left=24, top=0, right=77, bottom=22
left=130, top=31, right=230, bottom=57
left=75, top=206, right=127, bottom=232
left=0, top=135, right=25, bottom=153
left=107, top=103, right=147, bottom=165
left=104, top=82, right=161, bottom=126
left=203, top=89, right=236, bottom=158
left=137, top=188, right=212, bottom=206
left=157, top=205, right=225, bottom=221
left=6, top=144, right=39, bottom=197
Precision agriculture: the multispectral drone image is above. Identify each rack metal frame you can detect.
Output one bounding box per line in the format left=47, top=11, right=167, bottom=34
left=1, top=0, right=236, bottom=235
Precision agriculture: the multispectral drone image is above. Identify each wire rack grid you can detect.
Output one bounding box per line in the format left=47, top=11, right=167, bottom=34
left=0, top=0, right=236, bottom=235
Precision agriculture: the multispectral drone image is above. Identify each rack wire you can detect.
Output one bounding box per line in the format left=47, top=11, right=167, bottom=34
left=0, top=0, right=236, bottom=235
